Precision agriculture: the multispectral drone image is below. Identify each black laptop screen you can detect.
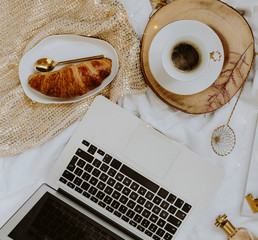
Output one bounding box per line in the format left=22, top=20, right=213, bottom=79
left=8, top=192, right=123, bottom=240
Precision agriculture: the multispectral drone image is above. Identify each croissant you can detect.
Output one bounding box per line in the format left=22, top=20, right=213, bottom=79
left=28, top=58, right=112, bottom=98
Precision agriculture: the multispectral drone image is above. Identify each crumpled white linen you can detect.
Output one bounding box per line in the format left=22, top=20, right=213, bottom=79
left=0, top=0, right=258, bottom=239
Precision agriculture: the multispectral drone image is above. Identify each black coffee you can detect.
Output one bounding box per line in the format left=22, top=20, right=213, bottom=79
left=171, top=42, right=200, bottom=72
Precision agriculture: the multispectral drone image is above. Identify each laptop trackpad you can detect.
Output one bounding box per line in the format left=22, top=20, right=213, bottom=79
left=122, top=125, right=180, bottom=179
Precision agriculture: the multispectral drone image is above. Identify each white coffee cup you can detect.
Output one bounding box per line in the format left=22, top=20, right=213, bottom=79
left=162, top=34, right=209, bottom=81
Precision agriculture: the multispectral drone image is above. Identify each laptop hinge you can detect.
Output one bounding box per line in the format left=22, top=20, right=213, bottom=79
left=57, top=188, right=143, bottom=240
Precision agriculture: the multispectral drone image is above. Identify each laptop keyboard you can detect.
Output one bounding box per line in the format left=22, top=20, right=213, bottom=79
left=59, top=140, right=192, bottom=240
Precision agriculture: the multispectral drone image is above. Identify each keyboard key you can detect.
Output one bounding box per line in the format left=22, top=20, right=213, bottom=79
left=59, top=177, right=67, bottom=184
left=111, top=200, right=120, bottom=209
left=153, top=235, right=161, bottom=240
left=106, top=206, right=114, bottom=213
left=82, top=140, right=90, bottom=146
left=83, top=191, right=90, bottom=198
left=98, top=201, right=106, bottom=208
left=141, top=219, right=150, bottom=228
left=74, top=177, right=82, bottom=186
left=104, top=186, right=113, bottom=195
left=146, top=191, right=154, bottom=200
left=82, top=172, right=90, bottom=181
left=150, top=214, right=158, bottom=223
left=67, top=156, right=78, bottom=171
left=107, top=178, right=116, bottom=186
left=89, top=186, right=98, bottom=195
left=122, top=187, right=131, bottom=196
left=85, top=164, right=94, bottom=173
left=92, top=169, right=101, bottom=177
left=100, top=173, right=108, bottom=182
left=145, top=201, right=153, bottom=210
left=104, top=196, right=112, bottom=204
left=160, top=210, right=169, bottom=219
left=138, top=187, right=147, bottom=196
left=137, top=225, right=145, bottom=232
left=182, top=203, right=192, bottom=213
left=97, top=149, right=105, bottom=156
left=137, top=196, right=146, bottom=205
left=100, top=163, right=109, bottom=172
left=127, top=200, right=136, bottom=209
left=123, top=177, right=132, bottom=186
left=114, top=182, right=123, bottom=191
left=129, top=220, right=137, bottom=227
left=88, top=145, right=97, bottom=155
left=115, top=173, right=124, bottom=181
left=148, top=223, right=157, bottom=233
left=112, top=191, right=121, bottom=199
left=174, top=198, right=184, bottom=208
left=167, top=215, right=182, bottom=227
left=156, top=228, right=165, bottom=237
left=67, top=182, right=75, bottom=189
left=111, top=159, right=122, bottom=169
left=90, top=196, right=98, bottom=203
left=167, top=194, right=177, bottom=204
left=76, top=149, right=94, bottom=163
left=157, top=219, right=166, bottom=228
left=62, top=170, right=75, bottom=181
left=134, top=205, right=143, bottom=214
left=119, top=195, right=128, bottom=204
left=152, top=206, right=161, bottom=214
left=103, top=154, right=112, bottom=164
left=153, top=196, right=162, bottom=205
left=96, top=191, right=105, bottom=200
left=158, top=188, right=169, bottom=199
left=89, top=177, right=98, bottom=186
left=168, top=205, right=177, bottom=214
left=130, top=182, right=139, bottom=191
left=129, top=192, right=138, bottom=200
left=160, top=200, right=169, bottom=210
left=81, top=182, right=90, bottom=191
left=93, top=159, right=101, bottom=167
left=120, top=165, right=159, bottom=193
left=114, top=211, right=122, bottom=218
left=107, top=168, right=116, bottom=177
left=118, top=205, right=128, bottom=214
left=77, top=159, right=86, bottom=168
left=164, top=232, right=173, bottom=240
left=134, top=214, right=143, bottom=223
left=142, top=209, right=151, bottom=218
left=145, top=230, right=152, bottom=237
left=122, top=216, right=129, bottom=222
left=74, top=167, right=83, bottom=176
left=176, top=210, right=187, bottom=220
left=126, top=209, right=135, bottom=218
left=165, top=223, right=177, bottom=235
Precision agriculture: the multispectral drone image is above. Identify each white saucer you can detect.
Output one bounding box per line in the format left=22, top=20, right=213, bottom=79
left=19, top=35, right=119, bottom=104
left=148, top=20, right=224, bottom=95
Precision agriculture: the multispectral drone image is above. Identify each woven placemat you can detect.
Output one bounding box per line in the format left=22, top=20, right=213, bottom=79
left=0, top=0, right=147, bottom=157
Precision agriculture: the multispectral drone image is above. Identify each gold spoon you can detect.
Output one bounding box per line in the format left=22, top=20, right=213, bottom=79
left=34, top=54, right=104, bottom=72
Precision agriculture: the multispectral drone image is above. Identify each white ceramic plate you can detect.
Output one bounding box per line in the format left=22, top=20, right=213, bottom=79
left=149, top=20, right=224, bottom=95
left=19, top=35, right=119, bottom=103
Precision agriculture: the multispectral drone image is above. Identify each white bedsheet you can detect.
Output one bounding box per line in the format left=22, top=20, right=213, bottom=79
left=1, top=0, right=258, bottom=239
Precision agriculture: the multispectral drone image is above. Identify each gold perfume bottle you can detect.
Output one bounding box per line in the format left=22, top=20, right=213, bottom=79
left=215, top=214, right=257, bottom=240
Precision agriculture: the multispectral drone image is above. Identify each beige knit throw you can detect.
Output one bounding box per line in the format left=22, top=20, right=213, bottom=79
left=0, top=0, right=147, bottom=157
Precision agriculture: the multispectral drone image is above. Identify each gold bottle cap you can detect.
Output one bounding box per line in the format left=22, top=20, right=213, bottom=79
left=215, top=214, right=237, bottom=237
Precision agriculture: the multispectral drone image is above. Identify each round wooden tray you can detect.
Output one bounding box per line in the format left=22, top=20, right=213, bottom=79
left=141, top=0, right=255, bottom=114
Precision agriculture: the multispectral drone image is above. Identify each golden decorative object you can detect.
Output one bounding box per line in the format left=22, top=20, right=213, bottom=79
left=0, top=0, right=147, bottom=157
left=211, top=82, right=245, bottom=156
left=245, top=194, right=258, bottom=213
left=211, top=125, right=236, bottom=156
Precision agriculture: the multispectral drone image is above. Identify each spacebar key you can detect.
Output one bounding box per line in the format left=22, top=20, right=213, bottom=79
left=120, top=165, right=159, bottom=193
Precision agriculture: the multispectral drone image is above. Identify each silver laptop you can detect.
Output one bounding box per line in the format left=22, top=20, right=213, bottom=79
left=0, top=95, right=223, bottom=240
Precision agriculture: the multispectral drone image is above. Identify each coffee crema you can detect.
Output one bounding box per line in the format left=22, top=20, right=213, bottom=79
left=171, top=42, right=201, bottom=72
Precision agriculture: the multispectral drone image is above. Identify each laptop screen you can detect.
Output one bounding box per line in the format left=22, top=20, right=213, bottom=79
left=8, top=192, right=123, bottom=240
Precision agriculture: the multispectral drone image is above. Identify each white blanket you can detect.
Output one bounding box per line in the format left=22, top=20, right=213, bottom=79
left=1, top=0, right=258, bottom=239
